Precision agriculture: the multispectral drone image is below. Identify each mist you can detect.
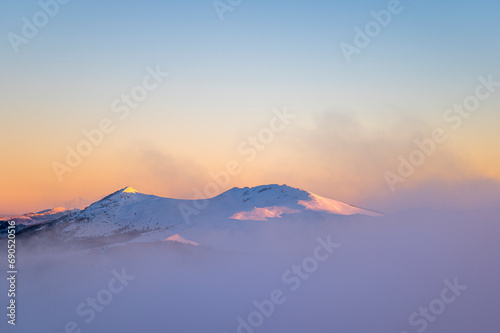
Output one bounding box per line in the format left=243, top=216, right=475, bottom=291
left=2, top=206, right=499, bottom=333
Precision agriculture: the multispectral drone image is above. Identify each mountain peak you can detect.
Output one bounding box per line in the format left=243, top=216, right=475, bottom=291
left=120, top=187, right=138, bottom=194
left=224, top=184, right=308, bottom=196
left=220, top=184, right=382, bottom=218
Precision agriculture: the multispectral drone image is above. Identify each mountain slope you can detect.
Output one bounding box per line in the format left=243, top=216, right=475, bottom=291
left=12, top=184, right=382, bottom=249
left=221, top=185, right=381, bottom=219
left=0, top=207, right=80, bottom=226
left=0, top=207, right=80, bottom=236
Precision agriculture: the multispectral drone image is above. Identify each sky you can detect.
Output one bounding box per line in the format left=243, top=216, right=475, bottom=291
left=1, top=0, right=500, bottom=215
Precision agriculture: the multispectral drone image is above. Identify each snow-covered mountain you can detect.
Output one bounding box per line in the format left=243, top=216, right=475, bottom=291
left=0, top=207, right=79, bottom=226
left=11, top=184, right=382, bottom=250
left=0, top=207, right=80, bottom=235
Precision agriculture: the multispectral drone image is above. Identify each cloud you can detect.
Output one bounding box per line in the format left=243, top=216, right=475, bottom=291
left=270, top=108, right=484, bottom=210
left=63, top=196, right=93, bottom=210
left=364, top=177, right=500, bottom=212
left=119, top=143, right=208, bottom=198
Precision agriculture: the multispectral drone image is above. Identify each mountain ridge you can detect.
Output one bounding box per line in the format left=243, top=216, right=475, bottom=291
left=2, top=184, right=382, bottom=250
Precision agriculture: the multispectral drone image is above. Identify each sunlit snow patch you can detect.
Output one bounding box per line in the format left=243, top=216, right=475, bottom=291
left=298, top=193, right=382, bottom=216
left=230, top=206, right=301, bottom=221
left=121, top=187, right=138, bottom=194
left=164, top=234, right=200, bottom=246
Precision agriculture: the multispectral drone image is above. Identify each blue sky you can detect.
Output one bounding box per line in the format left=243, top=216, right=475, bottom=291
left=2, top=0, right=499, bottom=113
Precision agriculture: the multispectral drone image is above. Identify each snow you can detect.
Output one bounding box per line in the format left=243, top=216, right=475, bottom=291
left=0, top=207, right=80, bottom=227
left=230, top=206, right=301, bottom=221
left=298, top=193, right=382, bottom=216
left=27, top=184, right=383, bottom=246
left=121, top=186, right=138, bottom=194
left=164, top=234, right=200, bottom=246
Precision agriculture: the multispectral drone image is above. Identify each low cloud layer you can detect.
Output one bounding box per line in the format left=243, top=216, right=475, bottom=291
left=2, top=208, right=500, bottom=332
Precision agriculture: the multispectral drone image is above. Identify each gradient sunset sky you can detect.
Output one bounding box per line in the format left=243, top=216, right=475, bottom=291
left=1, top=0, right=500, bottom=215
